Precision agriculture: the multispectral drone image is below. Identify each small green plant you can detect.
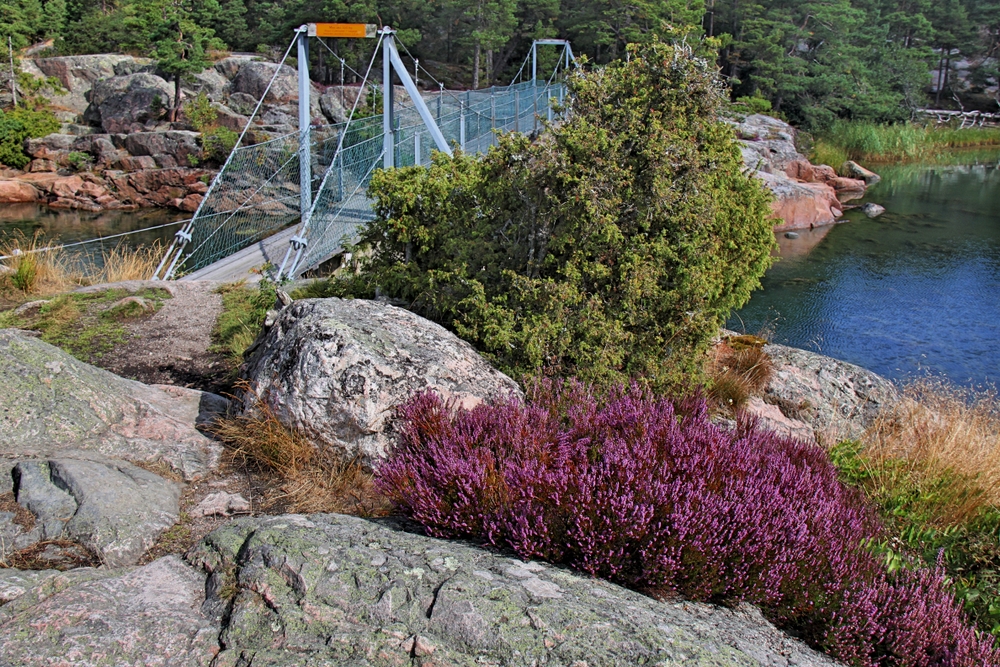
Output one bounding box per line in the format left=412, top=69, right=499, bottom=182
left=210, top=279, right=278, bottom=367
left=67, top=151, right=93, bottom=171
left=201, top=126, right=238, bottom=164
left=9, top=252, right=38, bottom=292
left=183, top=92, right=238, bottom=165
left=182, top=91, right=217, bottom=131
left=734, top=95, right=773, bottom=114
left=150, top=94, right=164, bottom=119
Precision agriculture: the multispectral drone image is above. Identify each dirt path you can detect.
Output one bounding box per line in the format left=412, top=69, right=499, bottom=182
left=77, top=280, right=233, bottom=394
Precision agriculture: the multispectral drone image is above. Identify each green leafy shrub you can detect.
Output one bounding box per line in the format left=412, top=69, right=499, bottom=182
left=183, top=92, right=238, bottom=165
left=67, top=151, right=93, bottom=171
left=321, top=40, right=775, bottom=393
left=0, top=108, right=61, bottom=169
left=182, top=91, right=217, bottom=130
left=201, top=126, right=238, bottom=164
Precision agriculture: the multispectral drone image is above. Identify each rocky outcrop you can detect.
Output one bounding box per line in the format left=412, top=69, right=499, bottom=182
left=757, top=170, right=844, bottom=232
left=24, top=54, right=150, bottom=117
left=758, top=341, right=898, bottom=444
left=736, top=114, right=875, bottom=231
left=0, top=513, right=841, bottom=666
left=230, top=61, right=299, bottom=104
left=0, top=165, right=211, bottom=211
left=0, top=556, right=220, bottom=665
left=6, top=458, right=180, bottom=566
left=124, top=130, right=201, bottom=168
left=240, top=298, right=523, bottom=463
left=0, top=179, right=41, bottom=203
left=0, top=329, right=225, bottom=484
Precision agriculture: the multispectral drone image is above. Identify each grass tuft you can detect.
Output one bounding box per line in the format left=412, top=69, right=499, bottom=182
left=863, top=379, right=1000, bottom=513
left=210, top=280, right=278, bottom=368
left=98, top=241, right=164, bottom=283
left=210, top=389, right=388, bottom=516
left=707, top=334, right=774, bottom=413
left=0, top=232, right=81, bottom=296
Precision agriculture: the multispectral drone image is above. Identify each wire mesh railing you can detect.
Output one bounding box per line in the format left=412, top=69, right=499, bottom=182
left=173, top=79, right=567, bottom=278
left=295, top=80, right=567, bottom=275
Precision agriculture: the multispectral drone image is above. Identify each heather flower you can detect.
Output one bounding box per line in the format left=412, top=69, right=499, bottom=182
left=377, top=380, right=1000, bottom=667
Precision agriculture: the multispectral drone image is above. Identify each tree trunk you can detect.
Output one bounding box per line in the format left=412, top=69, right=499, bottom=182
left=472, top=40, right=481, bottom=89
left=169, top=74, right=181, bottom=122
left=486, top=49, right=493, bottom=87
left=935, top=50, right=945, bottom=106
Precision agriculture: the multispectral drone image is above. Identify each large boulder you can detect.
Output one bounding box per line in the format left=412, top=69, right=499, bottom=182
left=28, top=54, right=145, bottom=116
left=241, top=298, right=523, bottom=463
left=6, top=457, right=180, bottom=566
left=0, top=556, right=220, bottom=665
left=318, top=90, right=350, bottom=124
left=230, top=61, right=299, bottom=104
left=761, top=342, right=898, bottom=444
left=736, top=114, right=805, bottom=173
left=0, top=514, right=841, bottom=666
left=183, top=514, right=840, bottom=666
left=0, top=329, right=224, bottom=485
left=84, top=72, right=174, bottom=133
left=0, top=179, right=40, bottom=203
left=124, top=130, right=202, bottom=168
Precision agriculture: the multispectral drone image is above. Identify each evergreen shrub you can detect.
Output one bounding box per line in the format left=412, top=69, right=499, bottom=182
left=377, top=382, right=1000, bottom=666
left=0, top=107, right=60, bottom=169
left=328, top=40, right=775, bottom=392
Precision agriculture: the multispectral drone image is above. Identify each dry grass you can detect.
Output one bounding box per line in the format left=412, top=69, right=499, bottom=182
left=862, top=379, right=1000, bottom=520
left=1, top=232, right=163, bottom=298
left=0, top=231, right=82, bottom=296
left=210, top=390, right=389, bottom=516
left=98, top=240, right=164, bottom=283
left=707, top=334, right=775, bottom=413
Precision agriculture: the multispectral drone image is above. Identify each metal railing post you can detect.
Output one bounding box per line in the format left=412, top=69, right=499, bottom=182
left=297, top=27, right=312, bottom=226
left=415, top=131, right=421, bottom=166
left=382, top=28, right=394, bottom=169
left=459, top=100, right=466, bottom=151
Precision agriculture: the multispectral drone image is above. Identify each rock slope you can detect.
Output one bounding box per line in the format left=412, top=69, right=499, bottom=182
left=1, top=513, right=841, bottom=667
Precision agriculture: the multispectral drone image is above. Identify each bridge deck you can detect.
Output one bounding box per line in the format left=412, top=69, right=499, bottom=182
left=181, top=227, right=299, bottom=282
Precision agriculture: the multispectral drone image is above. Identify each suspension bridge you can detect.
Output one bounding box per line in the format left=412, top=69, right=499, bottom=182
left=146, top=26, right=576, bottom=282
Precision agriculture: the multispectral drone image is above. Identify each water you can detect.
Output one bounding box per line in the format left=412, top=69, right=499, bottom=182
left=730, top=151, right=1000, bottom=387
left=0, top=204, right=187, bottom=270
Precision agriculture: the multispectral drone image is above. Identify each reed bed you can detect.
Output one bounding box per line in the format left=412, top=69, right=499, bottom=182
left=814, top=121, right=1000, bottom=164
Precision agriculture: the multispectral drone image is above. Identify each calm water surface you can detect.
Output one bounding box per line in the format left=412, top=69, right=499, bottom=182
left=0, top=204, right=187, bottom=269
left=730, top=151, right=1000, bottom=387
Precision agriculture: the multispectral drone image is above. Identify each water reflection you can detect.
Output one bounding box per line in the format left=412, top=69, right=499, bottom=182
left=731, top=150, right=1000, bottom=386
